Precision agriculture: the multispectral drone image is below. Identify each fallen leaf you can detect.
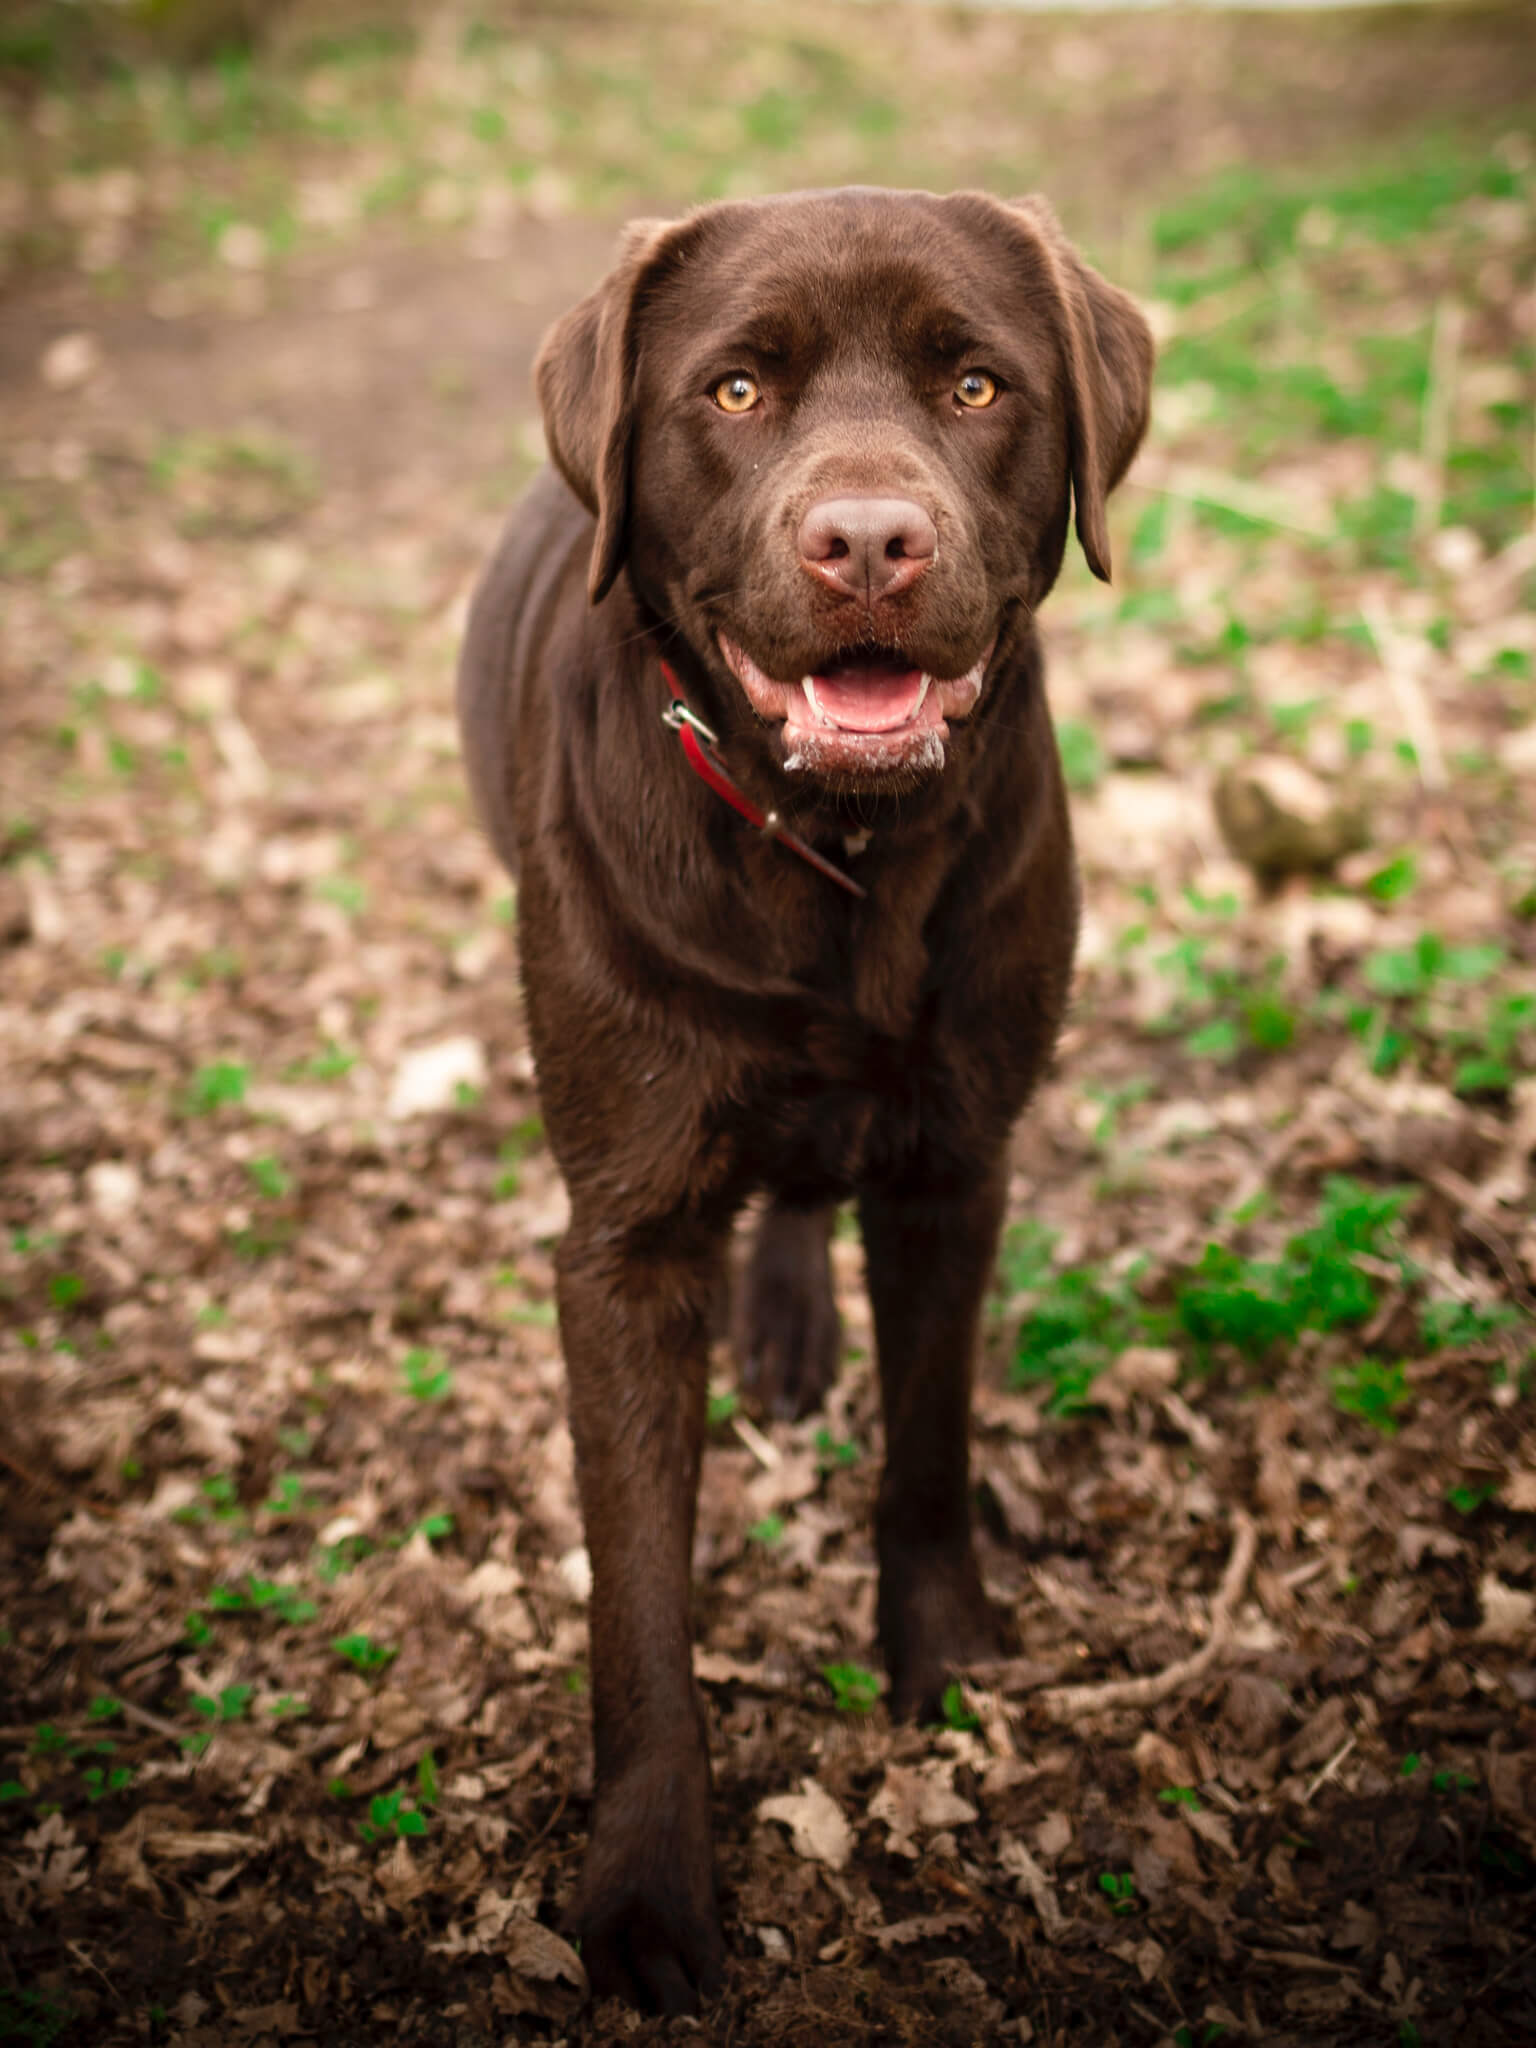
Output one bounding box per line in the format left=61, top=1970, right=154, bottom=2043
left=868, top=1760, right=979, bottom=1859
left=22, top=1812, right=88, bottom=1899
left=757, top=1778, right=853, bottom=1871
left=871, top=1909, right=979, bottom=1951
left=504, top=1916, right=586, bottom=1988
left=387, top=1035, right=487, bottom=1118
left=1477, top=1572, right=1536, bottom=1645
left=40, top=330, right=101, bottom=390
left=997, top=1832, right=1066, bottom=1940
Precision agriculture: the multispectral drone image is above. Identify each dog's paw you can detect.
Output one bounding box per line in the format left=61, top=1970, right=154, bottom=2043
left=567, top=1784, right=725, bottom=2014
left=572, top=1882, right=725, bottom=2016
left=735, top=1202, right=841, bottom=1420
left=879, top=1544, right=1017, bottom=1721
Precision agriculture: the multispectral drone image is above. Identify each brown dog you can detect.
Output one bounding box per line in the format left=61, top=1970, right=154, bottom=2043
left=457, top=187, right=1152, bottom=2013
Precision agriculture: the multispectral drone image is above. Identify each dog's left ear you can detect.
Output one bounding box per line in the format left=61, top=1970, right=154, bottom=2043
left=533, top=216, right=683, bottom=605
left=1009, top=197, right=1155, bottom=584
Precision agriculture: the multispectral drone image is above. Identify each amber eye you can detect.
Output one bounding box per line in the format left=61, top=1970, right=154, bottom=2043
left=955, top=370, right=999, bottom=409
left=713, top=373, right=761, bottom=414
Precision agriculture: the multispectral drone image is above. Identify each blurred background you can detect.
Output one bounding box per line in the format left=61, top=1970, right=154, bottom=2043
left=2, top=5, right=1534, bottom=2046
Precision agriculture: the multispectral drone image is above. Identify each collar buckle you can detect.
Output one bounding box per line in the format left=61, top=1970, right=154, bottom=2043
left=661, top=700, right=719, bottom=746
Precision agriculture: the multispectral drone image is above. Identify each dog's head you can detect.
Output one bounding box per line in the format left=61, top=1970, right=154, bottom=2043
left=535, top=188, right=1152, bottom=792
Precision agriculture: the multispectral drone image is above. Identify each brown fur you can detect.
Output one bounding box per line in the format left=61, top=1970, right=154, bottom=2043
left=456, top=186, right=1152, bottom=2013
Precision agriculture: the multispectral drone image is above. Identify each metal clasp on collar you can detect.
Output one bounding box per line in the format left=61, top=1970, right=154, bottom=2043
left=661, top=700, right=719, bottom=746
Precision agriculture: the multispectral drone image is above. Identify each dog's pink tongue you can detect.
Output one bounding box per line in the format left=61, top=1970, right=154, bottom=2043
left=809, top=662, right=927, bottom=733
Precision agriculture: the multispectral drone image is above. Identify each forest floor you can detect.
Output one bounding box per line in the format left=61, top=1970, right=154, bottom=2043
left=1, top=6, right=1535, bottom=2045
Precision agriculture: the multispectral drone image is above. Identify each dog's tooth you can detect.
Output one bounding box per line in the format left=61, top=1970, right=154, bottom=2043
left=802, top=677, right=830, bottom=726
left=915, top=676, right=931, bottom=712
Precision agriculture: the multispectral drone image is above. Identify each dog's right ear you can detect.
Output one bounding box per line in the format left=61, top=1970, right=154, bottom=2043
left=534, top=217, right=680, bottom=606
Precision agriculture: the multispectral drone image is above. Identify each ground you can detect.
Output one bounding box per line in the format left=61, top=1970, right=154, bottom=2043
left=1, top=6, right=1535, bottom=2046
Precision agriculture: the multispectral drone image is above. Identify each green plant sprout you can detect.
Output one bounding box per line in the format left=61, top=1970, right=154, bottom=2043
left=821, top=1662, right=881, bottom=1715
left=332, top=1633, right=397, bottom=1673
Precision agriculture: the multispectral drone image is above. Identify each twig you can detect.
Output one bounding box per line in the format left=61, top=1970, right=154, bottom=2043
left=1035, top=1511, right=1256, bottom=1721
left=1226, top=1099, right=1330, bottom=1219
left=1300, top=1732, right=1357, bottom=1807
left=1423, top=1166, right=1536, bottom=1316
left=118, top=1698, right=189, bottom=1745
left=67, top=1945, right=129, bottom=2012
left=1129, top=459, right=1332, bottom=541
left=1360, top=595, right=1449, bottom=793
left=1415, top=296, right=1464, bottom=540
left=1160, top=1389, right=1221, bottom=1458
left=211, top=712, right=270, bottom=800
left=731, top=1412, right=781, bottom=1470
left=1250, top=1947, right=1362, bottom=1978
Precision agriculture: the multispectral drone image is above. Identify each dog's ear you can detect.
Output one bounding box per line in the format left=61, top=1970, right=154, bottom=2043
left=533, top=217, right=679, bottom=605
left=1009, top=196, right=1154, bottom=583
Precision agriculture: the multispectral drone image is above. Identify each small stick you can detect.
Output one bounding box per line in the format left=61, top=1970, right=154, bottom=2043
left=731, top=1411, right=781, bottom=1470
left=1036, top=1511, right=1256, bottom=1721
left=1423, top=1166, right=1536, bottom=1316
left=1301, top=1732, right=1358, bottom=1807
left=1415, top=296, right=1464, bottom=540
left=118, top=1698, right=189, bottom=1745
left=1129, top=459, right=1332, bottom=541
left=1361, top=595, right=1449, bottom=793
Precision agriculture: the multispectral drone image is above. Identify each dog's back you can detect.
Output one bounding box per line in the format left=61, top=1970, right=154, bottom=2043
left=456, top=466, right=592, bottom=878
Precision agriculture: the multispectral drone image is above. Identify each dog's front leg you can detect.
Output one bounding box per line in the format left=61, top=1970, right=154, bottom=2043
left=860, top=1161, right=1014, bottom=1717
left=556, top=1214, right=727, bottom=2013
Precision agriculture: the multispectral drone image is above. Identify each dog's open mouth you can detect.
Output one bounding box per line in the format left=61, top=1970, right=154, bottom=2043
left=719, top=636, right=991, bottom=777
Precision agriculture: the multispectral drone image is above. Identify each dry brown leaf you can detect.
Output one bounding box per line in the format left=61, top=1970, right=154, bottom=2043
left=695, top=1648, right=773, bottom=1687
left=868, top=1760, right=979, bottom=1859
left=1035, top=1810, right=1073, bottom=1859
left=504, top=1916, right=587, bottom=1988
left=1476, top=1572, right=1536, bottom=1645
left=870, top=1909, right=979, bottom=1951
left=1109, top=1936, right=1166, bottom=1983
left=1183, top=1805, right=1239, bottom=1860
left=997, top=1832, right=1066, bottom=1941
left=144, top=1829, right=258, bottom=1861
left=22, top=1811, right=88, bottom=1899
left=757, top=1778, right=854, bottom=1872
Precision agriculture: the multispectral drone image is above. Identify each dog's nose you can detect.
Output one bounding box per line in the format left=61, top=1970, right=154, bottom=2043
left=798, top=495, right=937, bottom=602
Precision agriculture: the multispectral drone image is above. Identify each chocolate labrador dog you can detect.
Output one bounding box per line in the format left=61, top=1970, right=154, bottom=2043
left=457, top=186, right=1152, bottom=2012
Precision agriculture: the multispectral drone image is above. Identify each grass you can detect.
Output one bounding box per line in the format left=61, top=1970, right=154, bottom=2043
left=1329, top=1358, right=1412, bottom=1438
left=183, top=1059, right=249, bottom=1114
left=1098, top=1870, right=1138, bottom=1916
left=1000, top=1176, right=1530, bottom=1425
left=207, top=1574, right=316, bottom=1625
left=332, top=1631, right=397, bottom=1674
left=1149, top=142, right=1534, bottom=556
left=151, top=428, right=317, bottom=537
left=357, top=1784, right=429, bottom=1844
left=937, top=1681, right=979, bottom=1734
left=1340, top=932, right=1527, bottom=1092
left=400, top=1346, right=453, bottom=1402
left=1177, top=1177, right=1413, bottom=1362
left=820, top=1661, right=881, bottom=1716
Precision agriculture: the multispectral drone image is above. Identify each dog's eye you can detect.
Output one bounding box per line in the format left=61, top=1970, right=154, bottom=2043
left=713, top=374, right=761, bottom=414
left=954, top=371, right=999, bottom=409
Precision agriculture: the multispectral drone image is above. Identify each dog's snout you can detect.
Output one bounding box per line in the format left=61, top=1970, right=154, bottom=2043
left=797, top=495, right=937, bottom=602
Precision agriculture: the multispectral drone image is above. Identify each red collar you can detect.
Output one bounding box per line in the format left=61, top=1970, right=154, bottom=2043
left=659, top=661, right=867, bottom=900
